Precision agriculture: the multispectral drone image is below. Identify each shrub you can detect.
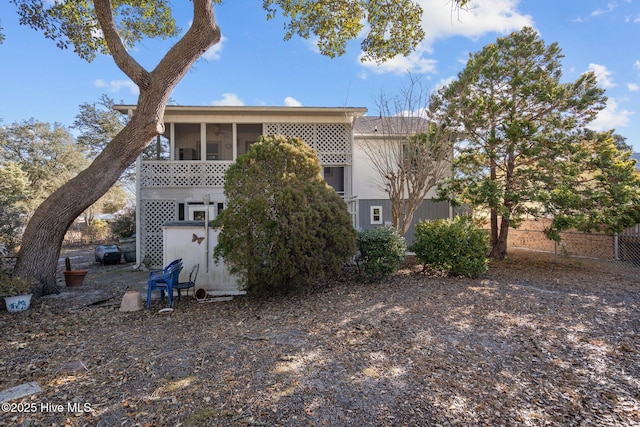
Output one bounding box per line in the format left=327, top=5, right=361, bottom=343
left=0, top=272, right=35, bottom=296
left=86, top=218, right=109, bottom=243
left=213, top=135, right=356, bottom=295
left=110, top=206, right=136, bottom=238
left=356, top=226, right=406, bottom=282
left=410, top=216, right=490, bottom=278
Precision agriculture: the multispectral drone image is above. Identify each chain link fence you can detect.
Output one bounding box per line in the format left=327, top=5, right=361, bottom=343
left=508, top=220, right=640, bottom=277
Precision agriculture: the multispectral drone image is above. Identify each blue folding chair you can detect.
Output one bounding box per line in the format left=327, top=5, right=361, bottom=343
left=146, top=259, right=183, bottom=309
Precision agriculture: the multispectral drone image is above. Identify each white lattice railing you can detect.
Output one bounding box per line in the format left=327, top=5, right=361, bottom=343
left=265, top=123, right=352, bottom=165
left=140, top=161, right=232, bottom=188
left=140, top=157, right=352, bottom=188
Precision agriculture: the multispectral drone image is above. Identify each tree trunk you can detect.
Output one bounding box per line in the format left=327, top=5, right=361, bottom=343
left=14, top=0, right=221, bottom=296
left=490, top=207, right=498, bottom=248
left=489, top=156, right=498, bottom=247
left=491, top=153, right=515, bottom=260
left=489, top=215, right=510, bottom=260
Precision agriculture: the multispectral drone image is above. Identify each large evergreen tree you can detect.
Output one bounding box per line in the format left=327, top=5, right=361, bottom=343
left=430, top=27, right=639, bottom=260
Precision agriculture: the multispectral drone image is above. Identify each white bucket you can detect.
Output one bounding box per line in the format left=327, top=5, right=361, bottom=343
left=5, top=294, right=32, bottom=312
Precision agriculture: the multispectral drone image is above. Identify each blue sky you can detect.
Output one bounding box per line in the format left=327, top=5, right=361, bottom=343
left=1, top=0, right=639, bottom=151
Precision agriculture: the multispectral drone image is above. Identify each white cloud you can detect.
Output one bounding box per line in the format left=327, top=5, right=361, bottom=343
left=433, top=76, right=456, bottom=92
left=588, top=63, right=616, bottom=88
left=362, top=51, right=438, bottom=75
left=628, top=83, right=640, bottom=92
left=304, top=36, right=322, bottom=55
left=624, top=13, right=640, bottom=23
left=94, top=79, right=139, bottom=95
left=202, top=36, right=227, bottom=61
left=359, top=0, right=534, bottom=75
left=635, top=60, right=640, bottom=72
left=419, top=0, right=534, bottom=43
left=589, top=98, right=634, bottom=131
left=211, top=93, right=244, bottom=106
left=576, top=2, right=617, bottom=21
left=283, top=97, right=302, bottom=107
left=591, top=2, right=616, bottom=17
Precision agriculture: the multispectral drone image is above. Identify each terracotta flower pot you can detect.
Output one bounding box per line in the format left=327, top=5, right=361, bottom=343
left=63, top=270, right=88, bottom=287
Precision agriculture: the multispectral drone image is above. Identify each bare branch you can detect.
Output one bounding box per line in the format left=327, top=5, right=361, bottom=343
left=358, top=75, right=455, bottom=235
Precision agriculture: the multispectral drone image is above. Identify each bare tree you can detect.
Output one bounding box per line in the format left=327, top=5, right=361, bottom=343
left=357, top=76, right=455, bottom=236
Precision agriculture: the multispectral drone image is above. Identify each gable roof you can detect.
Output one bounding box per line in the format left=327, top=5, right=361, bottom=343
left=354, top=115, right=430, bottom=135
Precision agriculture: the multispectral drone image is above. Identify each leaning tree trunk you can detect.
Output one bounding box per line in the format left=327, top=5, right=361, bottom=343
left=14, top=0, right=220, bottom=296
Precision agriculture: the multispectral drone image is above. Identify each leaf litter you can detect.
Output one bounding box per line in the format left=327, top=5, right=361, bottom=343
left=0, top=248, right=638, bottom=426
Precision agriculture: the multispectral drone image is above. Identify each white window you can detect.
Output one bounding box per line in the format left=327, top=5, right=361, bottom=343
left=188, top=205, right=216, bottom=221
left=370, top=206, right=383, bottom=225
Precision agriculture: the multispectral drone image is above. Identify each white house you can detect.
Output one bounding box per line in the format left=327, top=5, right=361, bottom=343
left=353, top=116, right=453, bottom=245
left=114, top=105, right=451, bottom=295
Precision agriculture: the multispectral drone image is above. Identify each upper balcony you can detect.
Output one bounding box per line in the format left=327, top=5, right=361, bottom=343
left=138, top=121, right=354, bottom=189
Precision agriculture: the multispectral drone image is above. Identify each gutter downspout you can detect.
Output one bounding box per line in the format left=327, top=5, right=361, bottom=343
left=133, top=153, right=143, bottom=270
left=127, top=107, right=145, bottom=271
left=203, top=194, right=210, bottom=273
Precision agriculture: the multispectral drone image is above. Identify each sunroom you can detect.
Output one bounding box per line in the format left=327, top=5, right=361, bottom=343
left=114, top=105, right=366, bottom=296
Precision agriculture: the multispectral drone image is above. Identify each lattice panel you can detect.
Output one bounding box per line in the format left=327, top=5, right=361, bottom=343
left=142, top=234, right=164, bottom=269
left=318, top=152, right=351, bottom=165
left=140, top=163, right=172, bottom=187
left=316, top=124, right=350, bottom=152
left=141, top=199, right=176, bottom=267
left=140, top=161, right=231, bottom=188
left=203, top=163, right=230, bottom=187
left=266, top=123, right=316, bottom=146
left=169, top=163, right=189, bottom=187
left=264, top=123, right=352, bottom=165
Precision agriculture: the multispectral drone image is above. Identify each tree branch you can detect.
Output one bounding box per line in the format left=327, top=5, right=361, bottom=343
left=152, top=0, right=221, bottom=91
left=93, top=0, right=150, bottom=89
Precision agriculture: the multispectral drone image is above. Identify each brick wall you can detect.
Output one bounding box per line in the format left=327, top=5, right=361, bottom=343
left=486, top=218, right=616, bottom=259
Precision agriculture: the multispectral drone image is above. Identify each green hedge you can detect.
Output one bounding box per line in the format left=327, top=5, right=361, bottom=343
left=356, top=226, right=406, bottom=282
left=410, top=216, right=489, bottom=278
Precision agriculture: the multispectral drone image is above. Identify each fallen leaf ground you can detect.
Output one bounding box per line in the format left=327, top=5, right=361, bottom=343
left=1, top=248, right=638, bottom=426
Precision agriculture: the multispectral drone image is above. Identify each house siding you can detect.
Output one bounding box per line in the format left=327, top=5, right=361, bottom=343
left=358, top=199, right=451, bottom=246
left=134, top=115, right=363, bottom=269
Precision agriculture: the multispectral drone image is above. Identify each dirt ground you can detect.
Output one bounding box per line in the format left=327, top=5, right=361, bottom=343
left=0, top=247, right=638, bottom=426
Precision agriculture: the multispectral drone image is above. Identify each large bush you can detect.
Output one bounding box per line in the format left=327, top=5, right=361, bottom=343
left=356, top=226, right=406, bottom=282
left=410, top=216, right=490, bottom=278
left=213, top=135, right=356, bottom=295
left=110, top=206, right=136, bottom=239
